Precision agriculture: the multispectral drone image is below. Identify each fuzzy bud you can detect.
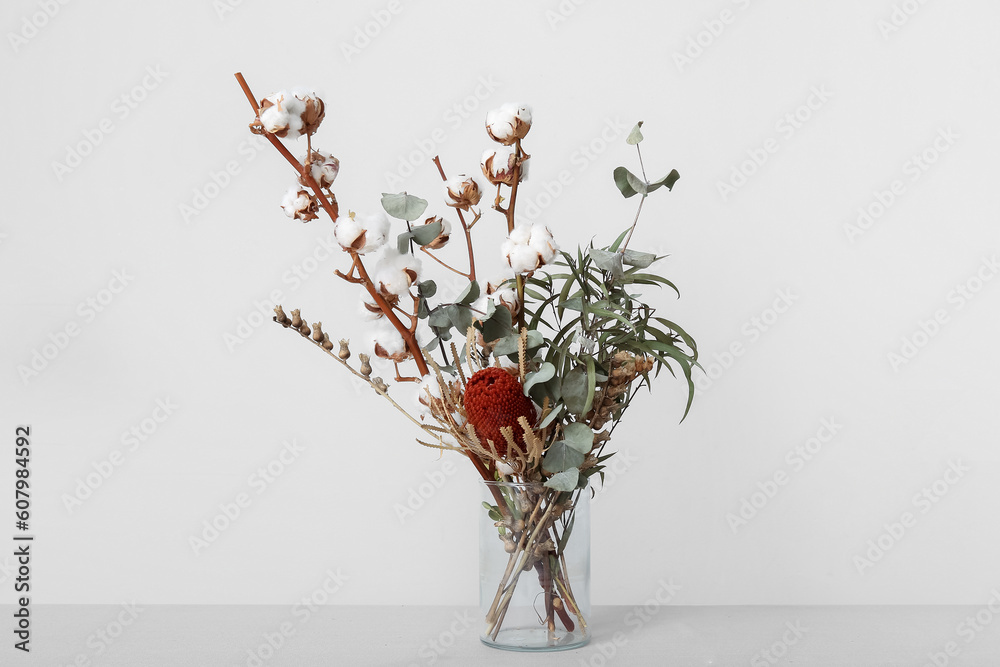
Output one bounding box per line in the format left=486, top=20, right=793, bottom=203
left=273, top=305, right=291, bottom=327
left=358, top=353, right=372, bottom=377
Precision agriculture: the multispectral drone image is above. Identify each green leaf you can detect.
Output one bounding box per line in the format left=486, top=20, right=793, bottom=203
left=396, top=231, right=411, bottom=255
left=625, top=170, right=648, bottom=196
left=493, top=329, right=544, bottom=357
left=428, top=306, right=452, bottom=329
left=558, top=514, right=575, bottom=551
left=544, top=468, right=580, bottom=491
left=380, top=192, right=428, bottom=221
left=538, top=402, right=564, bottom=429
left=584, top=356, right=596, bottom=416
left=448, top=305, right=473, bottom=333
left=562, top=367, right=589, bottom=416
left=563, top=422, right=594, bottom=454
left=589, top=248, right=624, bottom=279
left=622, top=250, right=657, bottom=268
left=482, top=303, right=512, bottom=343
left=411, top=220, right=443, bottom=246
left=559, top=297, right=584, bottom=312
left=542, top=441, right=584, bottom=472
left=456, top=280, right=480, bottom=305
left=646, top=169, right=680, bottom=193
left=613, top=167, right=640, bottom=199
left=524, top=362, right=556, bottom=394
left=418, top=280, right=437, bottom=298
left=626, top=120, right=644, bottom=145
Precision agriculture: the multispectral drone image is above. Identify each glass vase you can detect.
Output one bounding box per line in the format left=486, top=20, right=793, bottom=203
left=479, top=480, right=591, bottom=651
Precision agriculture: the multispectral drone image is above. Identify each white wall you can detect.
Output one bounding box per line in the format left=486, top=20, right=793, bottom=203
left=2, top=0, right=998, bottom=606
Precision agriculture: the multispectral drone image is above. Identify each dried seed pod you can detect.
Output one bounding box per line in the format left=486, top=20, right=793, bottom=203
left=338, top=339, right=351, bottom=360
left=273, top=305, right=291, bottom=327
left=321, top=333, right=334, bottom=351
left=503, top=539, right=516, bottom=554
left=371, top=377, right=388, bottom=393
left=311, top=321, right=325, bottom=342
left=298, top=322, right=311, bottom=337
left=358, top=353, right=372, bottom=377
left=290, top=309, right=303, bottom=328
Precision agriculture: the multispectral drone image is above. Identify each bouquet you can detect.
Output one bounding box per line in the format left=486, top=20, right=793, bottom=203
left=234, top=72, right=698, bottom=648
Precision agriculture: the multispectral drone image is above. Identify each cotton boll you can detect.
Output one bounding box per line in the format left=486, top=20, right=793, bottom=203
left=505, top=243, right=541, bottom=274
left=300, top=150, right=340, bottom=189
left=356, top=212, right=390, bottom=254
left=374, top=249, right=422, bottom=296
left=280, top=186, right=318, bottom=222
left=486, top=103, right=532, bottom=145
left=334, top=212, right=390, bottom=254
left=481, top=147, right=518, bottom=186
left=372, top=322, right=409, bottom=361
left=444, top=174, right=482, bottom=210
left=528, top=224, right=559, bottom=263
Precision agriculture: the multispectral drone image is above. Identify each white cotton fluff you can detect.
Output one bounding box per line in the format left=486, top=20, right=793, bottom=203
left=304, top=151, right=339, bottom=188
left=358, top=291, right=384, bottom=321
left=334, top=212, right=390, bottom=254
left=372, top=322, right=407, bottom=357
left=486, top=108, right=517, bottom=143
left=486, top=103, right=532, bottom=145
left=374, top=249, right=422, bottom=295
left=482, top=146, right=516, bottom=179
left=280, top=187, right=311, bottom=218
left=502, top=222, right=559, bottom=274
left=259, top=88, right=322, bottom=139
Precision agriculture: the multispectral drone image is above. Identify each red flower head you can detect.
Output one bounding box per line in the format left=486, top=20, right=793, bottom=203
left=463, top=367, right=537, bottom=456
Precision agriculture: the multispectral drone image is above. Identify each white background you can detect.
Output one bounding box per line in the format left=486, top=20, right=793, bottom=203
left=2, top=0, right=998, bottom=608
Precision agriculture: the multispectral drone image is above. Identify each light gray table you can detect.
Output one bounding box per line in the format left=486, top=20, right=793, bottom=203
left=5, top=605, right=999, bottom=666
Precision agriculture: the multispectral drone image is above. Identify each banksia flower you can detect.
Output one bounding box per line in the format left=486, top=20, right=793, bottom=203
left=444, top=175, right=482, bottom=210
left=463, top=367, right=537, bottom=456
left=486, top=103, right=532, bottom=145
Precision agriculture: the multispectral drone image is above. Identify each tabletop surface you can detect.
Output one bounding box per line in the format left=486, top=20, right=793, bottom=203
left=5, top=604, right=999, bottom=666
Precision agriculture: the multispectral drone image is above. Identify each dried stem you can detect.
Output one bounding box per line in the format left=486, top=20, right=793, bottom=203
left=431, top=155, right=477, bottom=281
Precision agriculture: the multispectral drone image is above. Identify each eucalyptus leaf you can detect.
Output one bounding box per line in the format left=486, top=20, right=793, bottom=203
left=625, top=170, right=648, bottom=196
left=542, top=442, right=584, bottom=473
left=613, top=167, right=640, bottom=199
left=626, top=121, right=644, bottom=145
left=589, top=248, right=625, bottom=278
left=538, top=402, right=565, bottom=429
left=622, top=249, right=657, bottom=268
left=523, top=362, right=556, bottom=394
left=418, top=280, right=437, bottom=298
left=411, top=220, right=443, bottom=246
left=563, top=422, right=594, bottom=454
left=561, top=367, right=589, bottom=416
left=448, top=304, right=473, bottom=333
left=482, top=303, right=512, bottom=343
left=396, top=232, right=411, bottom=255
left=380, top=192, right=428, bottom=220
left=456, top=280, right=480, bottom=305
left=646, top=169, right=680, bottom=193
left=544, top=467, right=580, bottom=491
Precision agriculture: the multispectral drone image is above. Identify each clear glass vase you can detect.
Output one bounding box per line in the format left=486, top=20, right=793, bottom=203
left=479, top=480, right=591, bottom=651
